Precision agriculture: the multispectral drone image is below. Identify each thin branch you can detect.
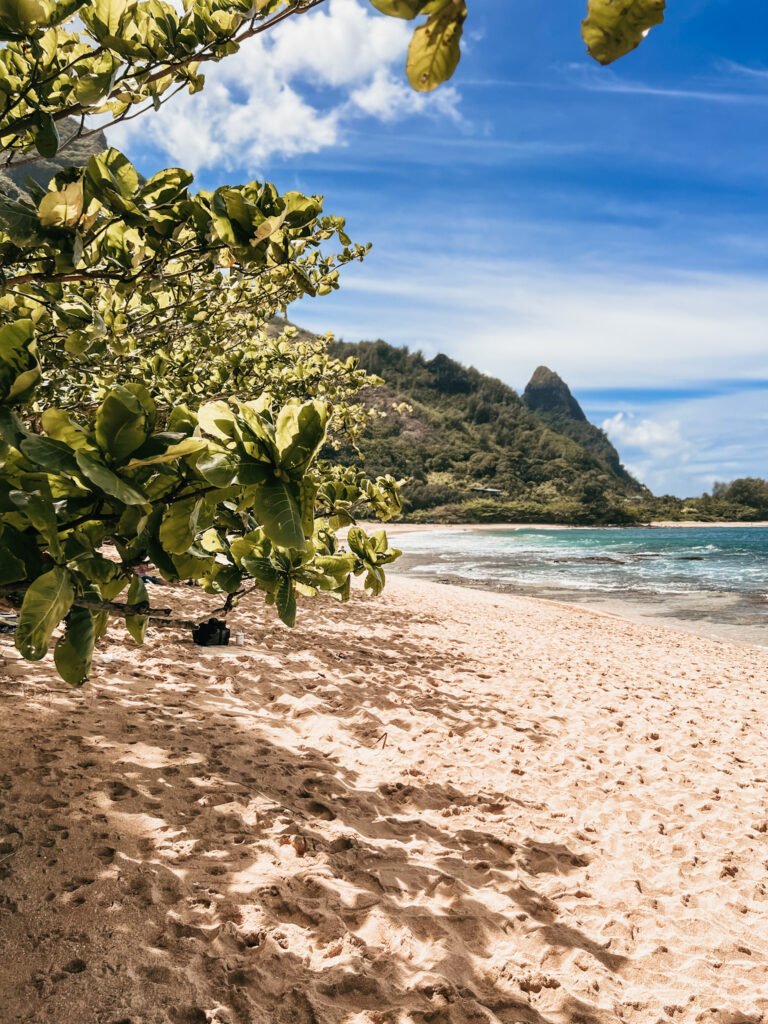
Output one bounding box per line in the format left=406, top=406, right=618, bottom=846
left=0, top=585, right=200, bottom=630
left=0, top=0, right=327, bottom=155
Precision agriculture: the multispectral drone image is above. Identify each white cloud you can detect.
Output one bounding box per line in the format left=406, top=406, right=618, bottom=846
left=308, top=256, right=768, bottom=389
left=601, top=413, right=688, bottom=456
left=350, top=67, right=460, bottom=122
left=109, top=0, right=460, bottom=173
left=596, top=390, right=768, bottom=496
left=722, top=61, right=768, bottom=82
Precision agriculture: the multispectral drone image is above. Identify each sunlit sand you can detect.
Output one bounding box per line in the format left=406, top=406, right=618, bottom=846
left=2, top=577, right=767, bottom=1022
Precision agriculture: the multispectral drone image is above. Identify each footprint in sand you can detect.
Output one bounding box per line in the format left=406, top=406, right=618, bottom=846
left=61, top=959, right=87, bottom=974
left=62, top=877, right=94, bottom=892
left=106, top=781, right=137, bottom=801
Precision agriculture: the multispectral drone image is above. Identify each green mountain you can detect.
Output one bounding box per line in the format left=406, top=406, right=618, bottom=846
left=325, top=337, right=651, bottom=524
left=522, top=365, right=634, bottom=483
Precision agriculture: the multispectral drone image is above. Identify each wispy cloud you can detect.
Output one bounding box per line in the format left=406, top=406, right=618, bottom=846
left=309, top=257, right=768, bottom=390
left=459, top=66, right=768, bottom=106
left=595, top=389, right=768, bottom=496
left=563, top=64, right=768, bottom=105
left=722, top=60, right=768, bottom=82
left=295, top=251, right=768, bottom=496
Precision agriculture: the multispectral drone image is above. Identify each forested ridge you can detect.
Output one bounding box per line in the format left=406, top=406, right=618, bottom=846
left=320, top=335, right=768, bottom=525
left=323, top=336, right=648, bottom=524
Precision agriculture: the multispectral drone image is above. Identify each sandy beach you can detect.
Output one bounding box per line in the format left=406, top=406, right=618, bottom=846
left=2, top=576, right=768, bottom=1023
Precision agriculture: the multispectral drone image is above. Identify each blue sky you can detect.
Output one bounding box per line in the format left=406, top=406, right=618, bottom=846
left=113, top=0, right=768, bottom=496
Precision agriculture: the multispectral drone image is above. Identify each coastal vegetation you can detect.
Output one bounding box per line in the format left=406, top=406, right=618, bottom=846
left=0, top=0, right=672, bottom=684
left=0, top=2, right=414, bottom=685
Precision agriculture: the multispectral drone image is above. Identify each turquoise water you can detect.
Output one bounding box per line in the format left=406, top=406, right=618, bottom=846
left=393, top=526, right=768, bottom=647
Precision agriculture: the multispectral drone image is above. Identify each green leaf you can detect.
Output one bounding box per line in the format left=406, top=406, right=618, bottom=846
left=364, top=564, right=386, bottom=596
left=195, top=450, right=240, bottom=487
left=582, top=0, right=665, bottom=65
left=123, top=436, right=207, bottom=470
left=168, top=404, right=197, bottom=434
left=0, top=319, right=40, bottom=404
left=9, top=488, right=63, bottom=559
left=54, top=606, right=95, bottom=685
left=299, top=476, right=317, bottom=538
left=347, top=526, right=374, bottom=561
left=0, top=546, right=26, bottom=584
left=41, top=409, right=95, bottom=452
left=139, top=167, right=194, bottom=205
left=406, top=1, right=466, bottom=92
left=75, top=450, right=147, bottom=505
left=251, top=211, right=287, bottom=246
left=212, top=563, right=242, bottom=594
left=314, top=554, right=356, bottom=581
left=38, top=181, right=83, bottom=227
left=0, top=0, right=50, bottom=35
left=85, top=148, right=139, bottom=210
left=94, top=386, right=150, bottom=462
left=15, top=567, right=74, bottom=662
left=276, top=574, right=296, bottom=627
left=199, top=527, right=226, bottom=554
left=251, top=476, right=305, bottom=551
left=123, top=382, right=157, bottom=432
left=239, top=552, right=279, bottom=584
left=145, top=536, right=179, bottom=582
left=198, top=401, right=239, bottom=442
left=0, top=406, right=26, bottom=448
left=368, top=0, right=431, bottom=17
left=125, top=573, right=148, bottom=644
left=34, top=113, right=59, bottom=158
left=234, top=398, right=278, bottom=459
left=170, top=550, right=214, bottom=580
left=0, top=195, right=43, bottom=245
left=275, top=400, right=328, bottom=478
left=19, top=434, right=80, bottom=475
left=48, top=0, right=87, bottom=23
left=81, top=0, right=127, bottom=34
left=0, top=524, right=42, bottom=580
left=282, top=191, right=323, bottom=229
left=159, top=496, right=203, bottom=555
left=74, top=552, right=122, bottom=588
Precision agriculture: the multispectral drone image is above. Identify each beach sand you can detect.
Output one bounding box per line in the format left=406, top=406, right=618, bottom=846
left=1, top=577, right=767, bottom=1023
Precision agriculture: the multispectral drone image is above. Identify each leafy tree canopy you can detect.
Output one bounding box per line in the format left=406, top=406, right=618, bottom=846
left=0, top=0, right=665, bottom=683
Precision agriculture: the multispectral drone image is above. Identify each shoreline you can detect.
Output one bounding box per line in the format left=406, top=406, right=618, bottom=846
left=390, top=568, right=768, bottom=652
left=374, top=520, right=768, bottom=651
left=366, top=520, right=768, bottom=537
left=3, top=576, right=768, bottom=1022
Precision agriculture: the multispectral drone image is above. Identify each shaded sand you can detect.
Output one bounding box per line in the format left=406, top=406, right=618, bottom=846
left=2, top=578, right=768, bottom=1024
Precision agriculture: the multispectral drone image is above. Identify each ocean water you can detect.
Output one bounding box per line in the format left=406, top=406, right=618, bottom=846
left=391, top=526, right=768, bottom=648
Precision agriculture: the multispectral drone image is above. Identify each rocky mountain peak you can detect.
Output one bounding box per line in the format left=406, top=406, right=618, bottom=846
left=523, top=366, right=587, bottom=423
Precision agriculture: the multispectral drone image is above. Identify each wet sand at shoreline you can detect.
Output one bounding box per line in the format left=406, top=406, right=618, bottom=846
left=381, top=523, right=768, bottom=650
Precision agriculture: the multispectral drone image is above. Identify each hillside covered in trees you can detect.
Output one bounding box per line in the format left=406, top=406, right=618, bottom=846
left=325, top=337, right=649, bottom=523
left=322, top=336, right=768, bottom=525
